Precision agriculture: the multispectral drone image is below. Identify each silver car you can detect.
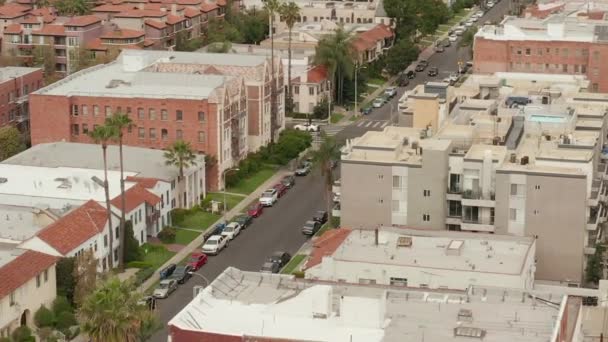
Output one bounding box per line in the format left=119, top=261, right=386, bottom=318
left=153, top=279, right=178, bottom=299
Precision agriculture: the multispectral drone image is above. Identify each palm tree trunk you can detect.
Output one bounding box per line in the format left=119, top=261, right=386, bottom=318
left=102, top=145, right=115, bottom=269
left=287, top=25, right=293, bottom=113
left=325, top=162, right=333, bottom=227
left=118, top=136, right=126, bottom=270
left=179, top=166, right=186, bottom=208
left=269, top=14, right=276, bottom=143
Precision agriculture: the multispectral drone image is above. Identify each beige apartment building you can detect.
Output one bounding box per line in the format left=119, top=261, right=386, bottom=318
left=340, top=73, right=608, bottom=285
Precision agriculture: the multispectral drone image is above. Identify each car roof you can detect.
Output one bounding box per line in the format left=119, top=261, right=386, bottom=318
left=191, top=252, right=204, bottom=258
left=207, top=235, right=222, bottom=241
left=305, top=220, right=316, bottom=224
left=160, top=279, right=173, bottom=284
left=227, top=222, right=239, bottom=227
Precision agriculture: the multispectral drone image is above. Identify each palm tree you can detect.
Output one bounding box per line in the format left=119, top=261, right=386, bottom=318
left=314, top=27, right=355, bottom=105
left=264, top=0, right=280, bottom=142
left=78, top=277, right=153, bottom=342
left=88, top=125, right=118, bottom=269
left=279, top=2, right=300, bottom=114
left=105, top=113, right=134, bottom=269
left=164, top=140, right=197, bottom=208
left=312, top=131, right=340, bottom=227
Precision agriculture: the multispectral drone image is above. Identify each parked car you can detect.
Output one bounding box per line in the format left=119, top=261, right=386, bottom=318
left=233, top=214, right=253, bottom=228
left=361, top=107, right=372, bottom=115
left=170, top=265, right=193, bottom=284
left=159, top=263, right=177, bottom=280
left=187, top=252, right=208, bottom=271
left=434, top=44, right=444, bottom=53
left=414, top=63, right=426, bottom=72
left=313, top=210, right=328, bottom=224
left=153, top=279, right=178, bottom=299
left=259, top=188, right=278, bottom=206
left=397, top=74, right=410, bottom=87
left=247, top=202, right=264, bottom=217
left=454, top=29, right=465, bottom=36
left=302, top=220, right=322, bottom=235
left=281, top=175, right=296, bottom=188
left=260, top=261, right=281, bottom=273
left=406, top=70, right=416, bottom=79
left=442, top=39, right=451, bottom=47
left=505, top=96, right=531, bottom=108
left=201, top=235, right=228, bottom=255
left=418, top=59, right=429, bottom=68
left=268, top=251, right=292, bottom=268
left=465, top=21, right=474, bottom=27
left=273, top=183, right=288, bottom=197
left=428, top=67, right=439, bottom=77
left=221, top=221, right=242, bottom=240
left=295, top=162, right=312, bottom=176
left=372, top=98, right=384, bottom=108
left=384, top=86, right=397, bottom=98
left=209, top=222, right=226, bottom=236
left=448, top=34, right=458, bottom=42
left=449, top=73, right=460, bottom=83
left=293, top=123, right=320, bottom=132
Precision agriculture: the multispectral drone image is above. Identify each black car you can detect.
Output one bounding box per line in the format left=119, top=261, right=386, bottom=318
left=281, top=175, right=296, bottom=188
left=210, top=222, right=226, bottom=235
left=302, top=220, right=321, bottom=235
left=169, top=265, right=193, bottom=284
left=397, top=74, right=410, bottom=87
left=414, top=64, right=426, bottom=72
left=268, top=251, right=292, bottom=268
left=159, top=263, right=177, bottom=280
left=428, top=67, right=439, bottom=77
left=361, top=107, right=372, bottom=115
left=313, top=210, right=328, bottom=224
left=406, top=70, right=416, bottom=79
left=233, top=214, right=253, bottom=228
left=260, top=261, right=281, bottom=273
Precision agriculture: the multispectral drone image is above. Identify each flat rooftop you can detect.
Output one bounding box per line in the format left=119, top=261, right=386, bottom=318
left=0, top=67, right=40, bottom=82
left=3, top=142, right=204, bottom=181
left=0, top=164, right=137, bottom=208
left=169, top=267, right=564, bottom=342
left=464, top=144, right=508, bottom=162
left=331, top=228, right=534, bottom=275
left=0, top=204, right=54, bottom=242
left=0, top=242, right=23, bottom=268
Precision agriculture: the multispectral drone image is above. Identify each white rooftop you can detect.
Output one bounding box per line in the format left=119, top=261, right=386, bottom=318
left=0, top=242, right=24, bottom=268
left=0, top=204, right=55, bottom=242
left=169, top=267, right=565, bottom=342
left=0, top=67, right=40, bottom=83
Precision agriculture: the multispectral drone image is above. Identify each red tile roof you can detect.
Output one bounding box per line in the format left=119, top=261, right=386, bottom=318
left=166, top=14, right=185, bottom=24
left=304, top=228, right=351, bottom=269
left=184, top=7, right=201, bottom=18
left=111, top=183, right=160, bottom=213
left=65, top=15, right=102, bottom=26
left=145, top=19, right=167, bottom=29
left=115, top=9, right=165, bottom=18
left=200, top=2, right=218, bottom=12
left=4, top=23, right=22, bottom=34
left=19, top=15, right=41, bottom=24
left=86, top=38, right=108, bottom=50
left=307, top=65, right=327, bottom=84
left=143, top=39, right=155, bottom=47
left=352, top=24, right=393, bottom=52
left=32, top=25, right=66, bottom=36
left=0, top=250, right=58, bottom=299
left=216, top=0, right=226, bottom=6
left=37, top=200, right=108, bottom=255
left=0, top=3, right=29, bottom=18
left=101, top=28, right=145, bottom=39
left=126, top=176, right=160, bottom=188
left=175, top=0, right=202, bottom=5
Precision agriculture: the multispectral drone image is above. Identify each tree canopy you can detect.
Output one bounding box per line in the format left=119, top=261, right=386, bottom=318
left=314, top=27, right=355, bottom=105
left=0, top=126, right=25, bottom=161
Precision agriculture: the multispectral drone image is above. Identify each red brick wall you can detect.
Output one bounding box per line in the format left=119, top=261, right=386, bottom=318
left=473, top=37, right=510, bottom=74
left=29, top=94, right=72, bottom=143
left=247, top=85, right=260, bottom=136
left=0, top=69, right=43, bottom=129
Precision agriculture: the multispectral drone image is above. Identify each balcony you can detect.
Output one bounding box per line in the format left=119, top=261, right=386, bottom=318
left=461, top=189, right=495, bottom=207
left=447, top=184, right=462, bottom=200
left=461, top=217, right=495, bottom=232
left=145, top=210, right=160, bottom=226
left=588, top=179, right=603, bottom=207
left=598, top=162, right=608, bottom=181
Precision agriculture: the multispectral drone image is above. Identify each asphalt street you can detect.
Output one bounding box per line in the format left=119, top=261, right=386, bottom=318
left=149, top=2, right=511, bottom=340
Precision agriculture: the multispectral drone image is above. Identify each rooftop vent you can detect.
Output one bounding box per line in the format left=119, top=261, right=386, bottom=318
left=454, top=327, right=486, bottom=339
left=446, top=240, right=464, bottom=256
left=54, top=177, right=72, bottom=189
left=396, top=236, right=412, bottom=248
left=0, top=177, right=6, bottom=184
left=457, top=309, right=473, bottom=322
left=105, top=79, right=132, bottom=89
left=91, top=176, right=105, bottom=188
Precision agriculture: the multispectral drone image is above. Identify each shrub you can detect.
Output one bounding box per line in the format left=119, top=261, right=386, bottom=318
left=11, top=326, right=34, bottom=342
left=55, top=311, right=77, bottom=331
left=170, top=208, right=188, bottom=224
left=200, top=195, right=213, bottom=210
left=34, top=305, right=55, bottom=328
left=126, top=261, right=153, bottom=269
left=330, top=216, right=341, bottom=228
left=157, top=227, right=177, bottom=244
left=123, top=220, right=142, bottom=264
left=134, top=267, right=155, bottom=286
left=55, top=257, right=75, bottom=307
left=51, top=296, right=72, bottom=317
left=292, top=271, right=305, bottom=278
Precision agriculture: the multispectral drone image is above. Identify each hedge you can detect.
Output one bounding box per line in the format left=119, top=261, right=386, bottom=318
left=126, top=261, right=153, bottom=269
left=134, top=267, right=155, bottom=287
left=157, top=227, right=177, bottom=244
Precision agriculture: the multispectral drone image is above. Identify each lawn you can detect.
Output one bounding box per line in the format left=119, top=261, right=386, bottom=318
left=227, top=167, right=276, bottom=194
left=330, top=113, right=344, bottom=124
left=314, top=223, right=332, bottom=237
left=206, top=192, right=245, bottom=212
left=349, top=115, right=361, bottom=122
left=281, top=254, right=306, bottom=274
left=176, top=211, right=221, bottom=231
left=367, top=78, right=386, bottom=86
left=140, top=243, right=175, bottom=269
left=174, top=229, right=202, bottom=245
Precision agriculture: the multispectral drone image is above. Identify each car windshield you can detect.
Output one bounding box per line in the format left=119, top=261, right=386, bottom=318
left=206, top=240, right=218, bottom=245
left=224, top=226, right=234, bottom=232
left=189, top=257, right=200, bottom=263
left=263, top=190, right=274, bottom=196
left=159, top=283, right=170, bottom=289
left=304, top=222, right=315, bottom=228
left=249, top=205, right=259, bottom=210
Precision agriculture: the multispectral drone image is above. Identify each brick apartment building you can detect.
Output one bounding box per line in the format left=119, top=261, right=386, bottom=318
left=0, top=67, right=43, bottom=132
left=473, top=15, right=608, bottom=92
left=28, top=50, right=283, bottom=190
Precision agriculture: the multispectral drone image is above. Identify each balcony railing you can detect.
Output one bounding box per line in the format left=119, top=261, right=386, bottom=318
left=447, top=184, right=462, bottom=194
left=146, top=210, right=160, bottom=226
left=462, top=189, right=495, bottom=200
left=462, top=217, right=495, bottom=225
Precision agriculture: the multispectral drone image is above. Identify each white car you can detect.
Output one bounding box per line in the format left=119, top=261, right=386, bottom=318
left=449, top=73, right=460, bottom=83
left=372, top=98, right=384, bottom=108
left=221, top=222, right=242, bottom=240
left=487, top=1, right=495, bottom=7
left=153, top=279, right=178, bottom=299
left=259, top=188, right=278, bottom=206
left=454, top=29, right=465, bottom=36
left=470, top=16, right=478, bottom=22
left=448, top=35, right=458, bottom=42
left=465, top=21, right=473, bottom=27
left=201, top=235, right=228, bottom=255
left=293, top=123, right=320, bottom=132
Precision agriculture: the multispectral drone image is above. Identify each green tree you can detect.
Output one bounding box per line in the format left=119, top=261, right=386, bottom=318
left=164, top=140, right=197, bottom=208
left=279, top=2, right=300, bottom=114
left=56, top=257, right=76, bottom=306
left=207, top=41, right=232, bottom=53
left=264, top=0, right=280, bottom=142
left=123, top=220, right=142, bottom=264
left=229, top=10, right=269, bottom=44
left=52, top=296, right=72, bottom=316
left=384, top=39, right=420, bottom=76
left=54, top=0, right=91, bottom=15
left=11, top=326, right=34, bottom=342
left=314, top=27, right=355, bottom=105
left=73, top=249, right=98, bottom=307
left=311, top=131, right=340, bottom=227
left=105, top=113, right=134, bottom=270
left=312, top=96, right=333, bottom=120
left=32, top=45, right=56, bottom=76
left=459, top=26, right=478, bottom=55
left=78, top=278, right=151, bottom=342
left=34, top=305, right=55, bottom=328
left=586, top=244, right=605, bottom=285
left=88, top=125, right=117, bottom=269
left=206, top=18, right=243, bottom=45
left=0, top=126, right=26, bottom=161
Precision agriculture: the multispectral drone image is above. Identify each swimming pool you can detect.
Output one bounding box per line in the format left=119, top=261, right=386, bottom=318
left=528, top=114, right=566, bottom=123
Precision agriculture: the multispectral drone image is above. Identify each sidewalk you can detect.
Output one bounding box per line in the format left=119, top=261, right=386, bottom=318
left=138, top=168, right=292, bottom=292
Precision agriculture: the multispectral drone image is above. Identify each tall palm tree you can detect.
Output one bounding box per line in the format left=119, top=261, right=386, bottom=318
left=105, top=113, right=134, bottom=269
left=264, top=0, right=280, bottom=142
left=312, top=131, right=340, bottom=227
left=164, top=140, right=197, bottom=208
left=78, top=277, right=153, bottom=342
left=279, top=2, right=300, bottom=114
left=314, top=27, right=355, bottom=105
left=89, top=125, right=118, bottom=269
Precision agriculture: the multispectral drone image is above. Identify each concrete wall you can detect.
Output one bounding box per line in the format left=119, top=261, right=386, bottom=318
left=412, top=96, right=439, bottom=132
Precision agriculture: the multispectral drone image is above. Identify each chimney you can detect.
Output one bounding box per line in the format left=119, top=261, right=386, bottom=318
left=171, top=3, right=177, bottom=15
left=374, top=228, right=379, bottom=246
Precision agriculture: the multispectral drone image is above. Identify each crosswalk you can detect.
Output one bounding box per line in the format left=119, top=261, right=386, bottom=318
left=354, top=120, right=390, bottom=129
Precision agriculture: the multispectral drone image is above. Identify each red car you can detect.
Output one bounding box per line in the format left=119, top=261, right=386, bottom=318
left=273, top=183, right=287, bottom=197
left=247, top=202, right=264, bottom=217
left=187, top=253, right=208, bottom=271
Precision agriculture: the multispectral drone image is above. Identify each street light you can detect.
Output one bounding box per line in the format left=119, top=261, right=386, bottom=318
left=354, top=62, right=367, bottom=117
left=221, top=167, right=240, bottom=222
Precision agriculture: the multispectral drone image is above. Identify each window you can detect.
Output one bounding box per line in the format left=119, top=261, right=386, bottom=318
left=510, top=184, right=525, bottom=196
left=593, top=68, right=600, bottom=77
left=389, top=277, right=408, bottom=286
left=582, top=65, right=587, bottom=73
left=71, top=124, right=79, bottom=136
left=138, top=107, right=145, bottom=119
left=138, top=127, right=145, bottom=139
left=9, top=292, right=15, bottom=306
left=546, top=48, right=550, bottom=54
left=555, top=48, right=559, bottom=55
left=161, top=128, right=168, bottom=140
left=309, top=86, right=315, bottom=95
left=582, top=48, right=589, bottom=56
left=392, top=175, right=401, bottom=188
left=448, top=200, right=462, bottom=217
left=593, top=51, right=600, bottom=61
left=161, top=109, right=168, bottom=120
left=44, top=269, right=48, bottom=282
left=94, top=241, right=97, bottom=252
left=423, top=190, right=430, bottom=197
left=294, top=86, right=299, bottom=94
left=537, top=48, right=543, bottom=56
left=198, top=111, right=205, bottom=122
left=516, top=48, right=522, bottom=55
left=149, top=108, right=156, bottom=120
left=378, top=174, right=384, bottom=180
left=176, top=129, right=183, bottom=139
left=93, top=105, right=99, bottom=116
left=574, top=64, right=579, bottom=73
left=105, top=106, right=112, bottom=117
left=115, top=226, right=119, bottom=239
left=509, top=208, right=517, bottom=221
left=525, top=48, right=531, bottom=56
left=82, top=105, right=88, bottom=116
left=422, top=214, right=430, bottom=222
left=149, top=128, right=156, bottom=139
left=71, top=104, right=79, bottom=116
left=198, top=131, right=205, bottom=143
left=562, top=48, right=568, bottom=57
left=592, top=83, right=599, bottom=92
left=114, top=249, right=118, bottom=263
left=36, top=274, right=41, bottom=287
left=176, top=110, right=183, bottom=121
left=82, top=124, right=89, bottom=134
left=562, top=64, right=568, bottom=72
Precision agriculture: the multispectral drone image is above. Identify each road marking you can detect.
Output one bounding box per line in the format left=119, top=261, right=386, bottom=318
left=373, top=121, right=382, bottom=128
left=356, top=121, right=365, bottom=127
left=381, top=122, right=389, bottom=128
left=365, top=121, right=373, bottom=127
